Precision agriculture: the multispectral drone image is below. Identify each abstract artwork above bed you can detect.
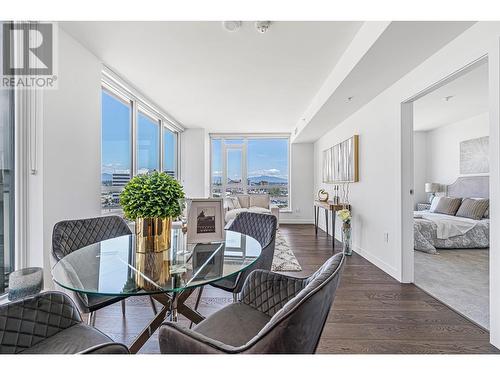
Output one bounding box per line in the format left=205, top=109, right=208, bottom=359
left=460, top=136, right=489, bottom=174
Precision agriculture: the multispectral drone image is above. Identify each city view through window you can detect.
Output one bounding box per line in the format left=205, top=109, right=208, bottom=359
left=101, top=89, right=177, bottom=211
left=211, top=137, right=289, bottom=209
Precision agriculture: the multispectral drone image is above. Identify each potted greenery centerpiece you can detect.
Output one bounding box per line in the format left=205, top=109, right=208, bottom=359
left=120, top=171, right=185, bottom=253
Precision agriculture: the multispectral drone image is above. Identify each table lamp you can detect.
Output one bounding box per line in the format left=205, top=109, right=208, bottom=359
left=424, top=182, right=440, bottom=203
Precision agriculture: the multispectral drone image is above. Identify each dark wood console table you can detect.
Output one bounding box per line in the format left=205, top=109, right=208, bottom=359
left=313, top=200, right=350, bottom=250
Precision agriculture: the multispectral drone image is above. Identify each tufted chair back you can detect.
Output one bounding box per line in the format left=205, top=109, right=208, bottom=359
left=159, top=252, right=345, bottom=354
left=241, top=252, right=345, bottom=353
left=228, top=212, right=276, bottom=248
left=52, top=215, right=131, bottom=261
left=0, top=292, right=81, bottom=354
left=226, top=212, right=277, bottom=293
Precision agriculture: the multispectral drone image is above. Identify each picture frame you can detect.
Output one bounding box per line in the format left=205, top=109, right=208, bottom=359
left=322, top=134, right=359, bottom=183
left=191, top=243, right=224, bottom=280
left=187, top=198, right=225, bottom=244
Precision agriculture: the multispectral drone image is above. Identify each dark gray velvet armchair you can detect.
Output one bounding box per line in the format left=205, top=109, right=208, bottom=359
left=0, top=291, right=129, bottom=354
left=193, top=212, right=277, bottom=313
left=159, top=252, right=345, bottom=354
left=52, top=216, right=132, bottom=325
left=51, top=216, right=132, bottom=323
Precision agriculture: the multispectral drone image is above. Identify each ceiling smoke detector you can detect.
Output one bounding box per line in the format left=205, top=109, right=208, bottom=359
left=222, top=21, right=242, bottom=32
left=255, top=21, right=271, bottom=33
left=443, top=95, right=454, bottom=102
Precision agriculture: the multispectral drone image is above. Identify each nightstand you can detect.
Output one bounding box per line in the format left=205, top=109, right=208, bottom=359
left=416, top=203, right=431, bottom=211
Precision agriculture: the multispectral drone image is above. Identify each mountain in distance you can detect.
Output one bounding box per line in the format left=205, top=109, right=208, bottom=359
left=102, top=173, right=112, bottom=183
left=248, top=175, right=287, bottom=184
left=212, top=175, right=287, bottom=184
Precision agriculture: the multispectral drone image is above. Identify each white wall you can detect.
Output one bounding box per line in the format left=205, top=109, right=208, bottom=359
left=413, top=131, right=428, bottom=205
left=281, top=143, right=314, bottom=224
left=313, top=22, right=500, bottom=347
left=314, top=22, right=500, bottom=278
left=428, top=112, right=489, bottom=185
left=180, top=128, right=210, bottom=198
left=413, top=112, right=489, bottom=204
left=487, top=35, right=500, bottom=349
left=40, top=28, right=102, bottom=285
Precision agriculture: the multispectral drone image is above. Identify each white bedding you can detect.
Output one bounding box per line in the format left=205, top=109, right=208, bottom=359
left=413, top=211, right=479, bottom=240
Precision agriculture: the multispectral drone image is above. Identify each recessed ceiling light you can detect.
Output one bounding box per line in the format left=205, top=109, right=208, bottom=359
left=222, top=21, right=242, bottom=32
left=255, top=21, right=271, bottom=34
left=443, top=95, right=454, bottom=102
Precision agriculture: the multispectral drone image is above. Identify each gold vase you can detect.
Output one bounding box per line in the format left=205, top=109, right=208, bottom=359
left=134, top=250, right=170, bottom=290
left=135, top=217, right=172, bottom=253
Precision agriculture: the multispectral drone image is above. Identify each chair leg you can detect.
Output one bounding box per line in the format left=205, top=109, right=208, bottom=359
left=194, top=286, right=204, bottom=311
left=87, top=311, right=96, bottom=326
left=233, top=292, right=238, bottom=303
left=149, top=296, right=158, bottom=315
left=189, top=286, right=204, bottom=329
left=121, top=299, right=126, bottom=317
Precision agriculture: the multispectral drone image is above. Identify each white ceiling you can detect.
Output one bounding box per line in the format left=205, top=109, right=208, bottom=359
left=413, top=61, right=488, bottom=131
left=293, top=21, right=476, bottom=142
left=61, top=21, right=362, bottom=133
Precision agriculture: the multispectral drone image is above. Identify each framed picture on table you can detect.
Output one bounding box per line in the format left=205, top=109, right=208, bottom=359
left=187, top=198, right=225, bottom=244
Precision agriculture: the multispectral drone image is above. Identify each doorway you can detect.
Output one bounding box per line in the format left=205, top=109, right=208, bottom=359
left=401, top=56, right=491, bottom=329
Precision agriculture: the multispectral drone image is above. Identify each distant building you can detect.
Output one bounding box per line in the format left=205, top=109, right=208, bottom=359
left=112, top=173, right=130, bottom=186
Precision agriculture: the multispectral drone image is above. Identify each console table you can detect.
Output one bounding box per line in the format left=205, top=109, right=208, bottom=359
left=314, top=200, right=350, bottom=250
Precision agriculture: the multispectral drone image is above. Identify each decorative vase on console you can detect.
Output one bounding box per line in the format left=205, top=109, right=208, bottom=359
left=338, top=208, right=352, bottom=256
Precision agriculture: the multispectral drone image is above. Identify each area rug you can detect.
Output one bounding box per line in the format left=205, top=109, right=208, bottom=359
left=271, top=230, right=302, bottom=272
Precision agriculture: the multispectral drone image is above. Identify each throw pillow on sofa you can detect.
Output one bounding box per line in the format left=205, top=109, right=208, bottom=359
left=249, top=194, right=270, bottom=209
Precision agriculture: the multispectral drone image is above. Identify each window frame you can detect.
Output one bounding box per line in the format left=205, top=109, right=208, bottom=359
left=101, top=68, right=183, bottom=213
left=136, top=106, right=161, bottom=174
left=209, top=133, right=291, bottom=212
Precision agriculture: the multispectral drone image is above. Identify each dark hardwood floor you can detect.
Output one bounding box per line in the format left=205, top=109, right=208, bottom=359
left=94, top=224, right=498, bottom=354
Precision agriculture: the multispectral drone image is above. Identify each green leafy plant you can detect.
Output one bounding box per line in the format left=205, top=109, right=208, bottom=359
left=120, top=171, right=185, bottom=220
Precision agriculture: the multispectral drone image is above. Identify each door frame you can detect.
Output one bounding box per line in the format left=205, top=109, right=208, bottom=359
left=400, top=55, right=489, bottom=283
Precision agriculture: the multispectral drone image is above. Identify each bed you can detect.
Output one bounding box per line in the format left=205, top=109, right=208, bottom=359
left=414, top=176, right=489, bottom=254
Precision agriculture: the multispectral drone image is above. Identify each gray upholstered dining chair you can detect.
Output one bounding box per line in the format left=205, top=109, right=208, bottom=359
left=51, top=215, right=133, bottom=324
left=192, top=212, right=278, bottom=316
left=0, top=291, right=129, bottom=354
left=159, top=252, right=345, bottom=354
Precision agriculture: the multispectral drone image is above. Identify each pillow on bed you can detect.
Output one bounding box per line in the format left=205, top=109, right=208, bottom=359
left=433, top=197, right=462, bottom=215
left=429, top=196, right=442, bottom=212
left=456, top=198, right=489, bottom=220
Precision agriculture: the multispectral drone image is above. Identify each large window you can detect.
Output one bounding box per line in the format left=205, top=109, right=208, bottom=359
left=101, top=73, right=181, bottom=212
left=210, top=136, right=290, bottom=210
left=101, top=90, right=132, bottom=211
left=163, top=128, right=177, bottom=177
left=137, top=111, right=160, bottom=174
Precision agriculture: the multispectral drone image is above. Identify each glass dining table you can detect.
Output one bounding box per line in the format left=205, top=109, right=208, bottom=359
left=51, top=225, right=262, bottom=353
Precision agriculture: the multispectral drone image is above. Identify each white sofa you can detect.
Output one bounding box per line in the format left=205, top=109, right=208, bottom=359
left=223, top=194, right=280, bottom=228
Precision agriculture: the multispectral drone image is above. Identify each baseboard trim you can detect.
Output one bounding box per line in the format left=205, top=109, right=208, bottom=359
left=279, top=218, right=314, bottom=224
left=353, top=245, right=401, bottom=281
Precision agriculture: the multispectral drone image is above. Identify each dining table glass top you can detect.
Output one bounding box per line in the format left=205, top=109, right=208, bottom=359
left=51, top=227, right=262, bottom=296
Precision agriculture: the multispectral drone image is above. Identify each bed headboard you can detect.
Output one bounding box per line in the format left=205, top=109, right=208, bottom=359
left=446, top=176, right=489, bottom=199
